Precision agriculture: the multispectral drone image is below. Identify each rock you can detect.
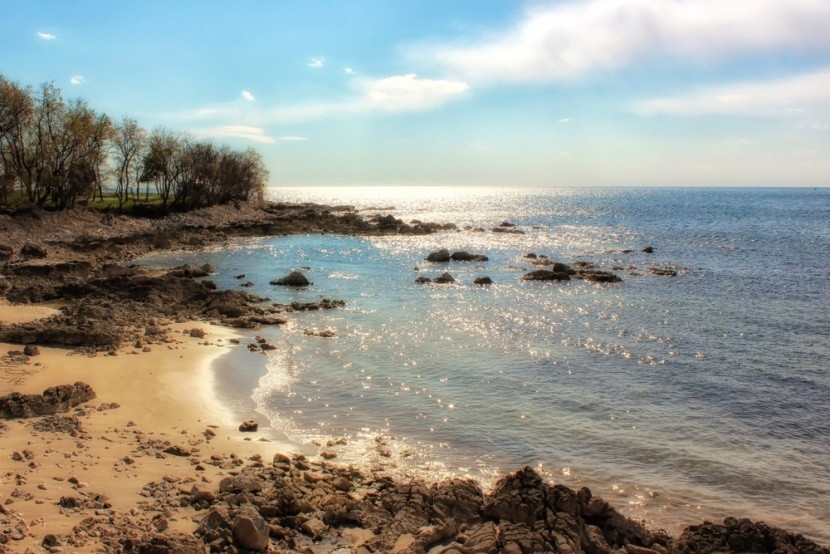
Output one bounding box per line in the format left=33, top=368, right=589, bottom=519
left=0, top=382, right=96, bottom=419
left=302, top=517, right=328, bottom=538
left=522, top=270, right=571, bottom=281
left=642, top=246, right=654, bottom=253
left=163, top=445, right=191, bottom=457
left=473, top=276, right=493, bottom=285
left=426, top=249, right=451, bottom=263
left=531, top=259, right=576, bottom=274
left=270, top=271, right=311, bottom=287
left=672, top=517, right=828, bottom=554
left=189, top=328, right=206, bottom=338
left=239, top=420, right=259, bottom=432
left=577, top=270, right=623, bottom=283
left=450, top=251, right=489, bottom=262
left=0, top=244, right=13, bottom=260
left=23, top=344, right=40, bottom=356
left=492, top=226, right=525, bottom=234
left=122, top=532, right=208, bottom=553
left=433, top=272, right=456, bottom=284
left=499, top=221, right=516, bottom=227
left=415, top=276, right=432, bottom=284
left=191, top=484, right=216, bottom=503
left=232, top=504, right=270, bottom=551
left=647, top=268, right=677, bottom=277
left=21, top=242, right=48, bottom=259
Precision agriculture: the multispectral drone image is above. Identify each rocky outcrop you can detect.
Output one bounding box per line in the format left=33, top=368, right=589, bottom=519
left=270, top=271, right=311, bottom=287
left=673, top=517, right=828, bottom=554
left=182, top=464, right=830, bottom=554
left=0, top=382, right=96, bottom=419
left=522, top=269, right=572, bottom=281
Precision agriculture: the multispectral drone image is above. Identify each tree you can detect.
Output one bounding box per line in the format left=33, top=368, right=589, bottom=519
left=139, top=129, right=183, bottom=212
left=112, top=116, right=147, bottom=207
left=0, top=76, right=34, bottom=205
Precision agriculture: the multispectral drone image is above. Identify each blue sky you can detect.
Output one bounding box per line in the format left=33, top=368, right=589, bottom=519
left=2, top=0, right=829, bottom=186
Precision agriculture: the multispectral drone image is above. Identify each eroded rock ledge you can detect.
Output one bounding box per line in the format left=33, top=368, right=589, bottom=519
left=143, top=460, right=826, bottom=553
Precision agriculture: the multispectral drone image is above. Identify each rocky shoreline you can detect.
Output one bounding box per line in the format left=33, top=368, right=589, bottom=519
left=1, top=201, right=828, bottom=552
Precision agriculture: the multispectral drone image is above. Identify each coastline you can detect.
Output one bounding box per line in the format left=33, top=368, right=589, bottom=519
left=1, top=201, right=828, bottom=552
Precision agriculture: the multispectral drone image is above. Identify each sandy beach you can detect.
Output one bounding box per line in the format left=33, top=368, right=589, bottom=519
left=0, top=303, right=287, bottom=551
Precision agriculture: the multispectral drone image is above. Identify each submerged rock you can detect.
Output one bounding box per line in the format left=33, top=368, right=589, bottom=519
left=522, top=269, right=571, bottom=281
left=270, top=270, right=311, bottom=286
left=474, top=276, right=493, bottom=285
left=432, top=271, right=456, bottom=284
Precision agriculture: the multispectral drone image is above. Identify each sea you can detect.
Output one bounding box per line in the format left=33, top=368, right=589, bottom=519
left=141, top=186, right=830, bottom=542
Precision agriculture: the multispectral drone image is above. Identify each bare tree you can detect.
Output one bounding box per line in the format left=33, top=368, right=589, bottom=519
left=112, top=116, right=147, bottom=208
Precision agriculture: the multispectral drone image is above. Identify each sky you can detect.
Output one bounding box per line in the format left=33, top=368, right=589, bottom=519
left=2, top=0, right=829, bottom=187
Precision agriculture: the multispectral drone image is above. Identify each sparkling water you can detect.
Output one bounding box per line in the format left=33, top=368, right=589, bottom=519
left=142, top=186, right=830, bottom=542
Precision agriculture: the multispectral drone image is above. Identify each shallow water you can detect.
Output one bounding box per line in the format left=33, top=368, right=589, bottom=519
left=142, top=186, right=830, bottom=542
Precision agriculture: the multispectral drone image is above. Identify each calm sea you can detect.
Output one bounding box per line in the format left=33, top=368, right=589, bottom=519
left=142, top=187, right=830, bottom=542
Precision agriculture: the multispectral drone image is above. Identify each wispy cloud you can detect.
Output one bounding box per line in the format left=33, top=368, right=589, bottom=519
left=420, top=0, right=830, bottom=83
left=69, top=75, right=86, bottom=86
left=193, top=125, right=275, bottom=144
left=36, top=31, right=56, bottom=41
left=177, top=74, right=469, bottom=126
left=559, top=118, right=571, bottom=123
left=241, top=90, right=255, bottom=102
left=276, top=136, right=308, bottom=142
left=307, top=57, right=326, bottom=69
left=344, top=67, right=356, bottom=75
left=270, top=74, right=470, bottom=123
left=633, top=69, right=830, bottom=116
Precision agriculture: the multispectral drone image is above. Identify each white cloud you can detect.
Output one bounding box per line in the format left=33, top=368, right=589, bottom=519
left=307, top=57, right=326, bottom=68
left=360, top=74, right=469, bottom=111
left=276, top=136, right=308, bottom=141
left=344, top=67, right=355, bottom=75
left=633, top=69, right=830, bottom=116
left=69, top=75, right=86, bottom=86
left=241, top=90, right=255, bottom=102
left=36, top=31, right=56, bottom=41
left=422, top=0, right=830, bottom=83
left=271, top=74, right=469, bottom=122
left=193, top=125, right=275, bottom=144
left=559, top=118, right=571, bottom=123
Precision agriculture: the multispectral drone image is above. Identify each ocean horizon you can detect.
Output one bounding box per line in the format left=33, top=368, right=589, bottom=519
left=141, top=185, right=830, bottom=542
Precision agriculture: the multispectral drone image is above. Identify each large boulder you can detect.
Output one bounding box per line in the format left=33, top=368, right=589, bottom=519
left=426, top=249, right=451, bottom=263
left=232, top=504, right=270, bottom=551
left=270, top=271, right=310, bottom=287
left=450, top=251, right=489, bottom=262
